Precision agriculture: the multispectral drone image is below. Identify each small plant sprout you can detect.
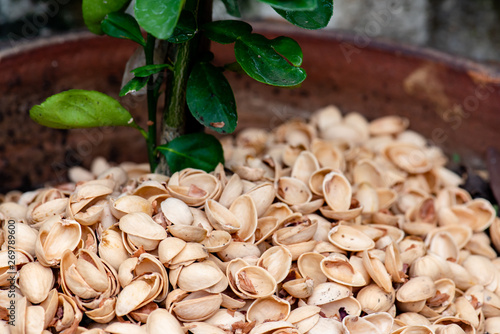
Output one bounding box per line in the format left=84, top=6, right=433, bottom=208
left=30, top=0, right=334, bottom=175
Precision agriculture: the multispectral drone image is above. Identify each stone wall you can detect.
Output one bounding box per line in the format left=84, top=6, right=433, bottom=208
left=1, top=0, right=500, bottom=63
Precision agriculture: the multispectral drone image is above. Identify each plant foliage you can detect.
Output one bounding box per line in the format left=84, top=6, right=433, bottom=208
left=31, top=0, right=334, bottom=174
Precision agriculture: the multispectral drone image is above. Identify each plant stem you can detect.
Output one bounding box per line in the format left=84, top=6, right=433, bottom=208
left=156, top=0, right=213, bottom=175
left=145, top=33, right=158, bottom=172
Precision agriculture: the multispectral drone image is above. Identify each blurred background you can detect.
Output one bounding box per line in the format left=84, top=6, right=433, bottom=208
left=1, top=0, right=500, bottom=64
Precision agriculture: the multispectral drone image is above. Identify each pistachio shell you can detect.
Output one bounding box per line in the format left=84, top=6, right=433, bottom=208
left=205, top=199, right=241, bottom=233
left=146, top=309, right=184, bottom=334
left=320, top=253, right=366, bottom=287
left=328, top=225, right=375, bottom=252
left=247, top=296, right=290, bottom=323
left=307, top=282, right=351, bottom=306
left=357, top=283, right=395, bottom=314
left=177, top=261, right=224, bottom=292
left=18, top=261, right=54, bottom=304
left=172, top=292, right=222, bottom=322
left=234, top=265, right=277, bottom=299
left=396, top=276, right=436, bottom=303
left=298, top=252, right=327, bottom=286
left=258, top=246, right=292, bottom=284
left=276, top=177, right=312, bottom=206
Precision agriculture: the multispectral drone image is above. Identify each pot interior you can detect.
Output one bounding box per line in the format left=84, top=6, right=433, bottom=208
left=1, top=23, right=499, bottom=192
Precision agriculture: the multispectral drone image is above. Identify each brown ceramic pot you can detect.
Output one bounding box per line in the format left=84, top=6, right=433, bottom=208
left=1, top=23, right=499, bottom=192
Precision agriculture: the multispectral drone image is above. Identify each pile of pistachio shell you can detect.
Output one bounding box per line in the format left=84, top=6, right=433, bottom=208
left=1, top=106, right=500, bottom=334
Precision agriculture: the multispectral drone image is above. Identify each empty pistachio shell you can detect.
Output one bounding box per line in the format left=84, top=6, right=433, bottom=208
left=18, top=261, right=54, bottom=304
left=234, top=266, right=277, bottom=299
left=247, top=295, right=290, bottom=323
left=298, top=252, right=327, bottom=286
left=307, top=282, right=351, bottom=306
left=320, top=253, right=367, bottom=287
left=357, top=283, right=395, bottom=314
left=276, top=177, right=312, bottom=206
left=328, top=225, right=375, bottom=252
left=397, top=276, right=436, bottom=303
left=146, top=309, right=184, bottom=334
left=172, top=291, right=222, bottom=322
left=205, top=199, right=241, bottom=233
left=258, top=246, right=292, bottom=284
left=177, top=261, right=224, bottom=292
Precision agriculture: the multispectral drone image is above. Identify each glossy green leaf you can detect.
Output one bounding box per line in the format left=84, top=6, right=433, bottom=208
left=101, top=12, right=146, bottom=46
left=168, top=10, right=197, bottom=43
left=119, top=77, right=148, bottom=96
left=186, top=62, right=237, bottom=134
left=257, top=0, right=317, bottom=10
left=30, top=90, right=134, bottom=129
left=221, top=0, right=241, bottom=17
left=271, top=36, right=303, bottom=66
left=234, top=34, right=306, bottom=86
left=135, top=0, right=185, bottom=39
left=82, top=0, right=130, bottom=34
left=157, top=133, right=224, bottom=173
left=203, top=20, right=252, bottom=44
left=132, top=64, right=173, bottom=77
left=274, top=0, right=333, bottom=29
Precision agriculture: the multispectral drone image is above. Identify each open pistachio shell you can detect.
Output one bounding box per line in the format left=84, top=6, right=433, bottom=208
left=247, top=295, right=290, bottom=323
left=328, top=225, right=375, bottom=252
left=234, top=265, right=277, bottom=299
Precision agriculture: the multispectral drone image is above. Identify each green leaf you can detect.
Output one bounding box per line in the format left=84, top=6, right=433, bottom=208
left=271, top=36, right=303, bottom=66
left=30, top=90, right=135, bottom=129
left=157, top=133, right=224, bottom=173
left=135, top=0, right=185, bottom=39
left=168, top=10, right=197, bottom=43
left=101, top=12, right=146, bottom=46
left=274, top=0, right=333, bottom=29
left=203, top=20, right=252, bottom=44
left=82, top=0, right=130, bottom=35
left=234, top=34, right=306, bottom=86
left=221, top=0, right=241, bottom=17
left=257, top=0, right=317, bottom=11
left=186, top=62, right=237, bottom=134
left=119, top=77, right=148, bottom=96
left=132, top=64, right=173, bottom=77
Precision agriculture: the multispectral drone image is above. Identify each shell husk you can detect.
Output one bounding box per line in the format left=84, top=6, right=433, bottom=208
left=247, top=295, right=290, bottom=323
left=357, top=283, right=395, bottom=314
left=276, top=177, right=312, bottom=206
left=298, top=252, right=327, bottom=286
left=177, top=261, right=224, bottom=292
left=18, top=261, right=54, bottom=304
left=171, top=291, right=222, bottom=322
left=328, top=225, right=375, bottom=252
left=205, top=199, right=241, bottom=233
left=35, top=216, right=82, bottom=266
left=384, top=143, right=433, bottom=174
left=119, top=212, right=167, bottom=252
left=146, top=309, right=184, bottom=334
left=110, top=195, right=153, bottom=219
left=282, top=277, right=314, bottom=299
left=231, top=195, right=258, bottom=242
left=307, top=282, right=351, bottom=306
left=323, top=171, right=353, bottom=211
left=362, top=250, right=393, bottom=293
left=397, top=276, right=436, bottom=303
left=369, top=115, right=409, bottom=136
left=244, top=182, right=276, bottom=217
left=320, top=253, right=367, bottom=287
left=257, top=246, right=292, bottom=284
left=234, top=265, right=277, bottom=299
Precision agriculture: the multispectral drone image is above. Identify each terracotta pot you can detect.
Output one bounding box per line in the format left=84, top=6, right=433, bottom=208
left=1, top=23, right=499, bottom=193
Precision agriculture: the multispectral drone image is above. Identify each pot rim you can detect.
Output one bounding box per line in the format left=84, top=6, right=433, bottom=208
left=1, top=22, right=499, bottom=81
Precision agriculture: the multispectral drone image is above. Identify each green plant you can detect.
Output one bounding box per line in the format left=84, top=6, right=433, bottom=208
left=30, top=0, right=334, bottom=175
